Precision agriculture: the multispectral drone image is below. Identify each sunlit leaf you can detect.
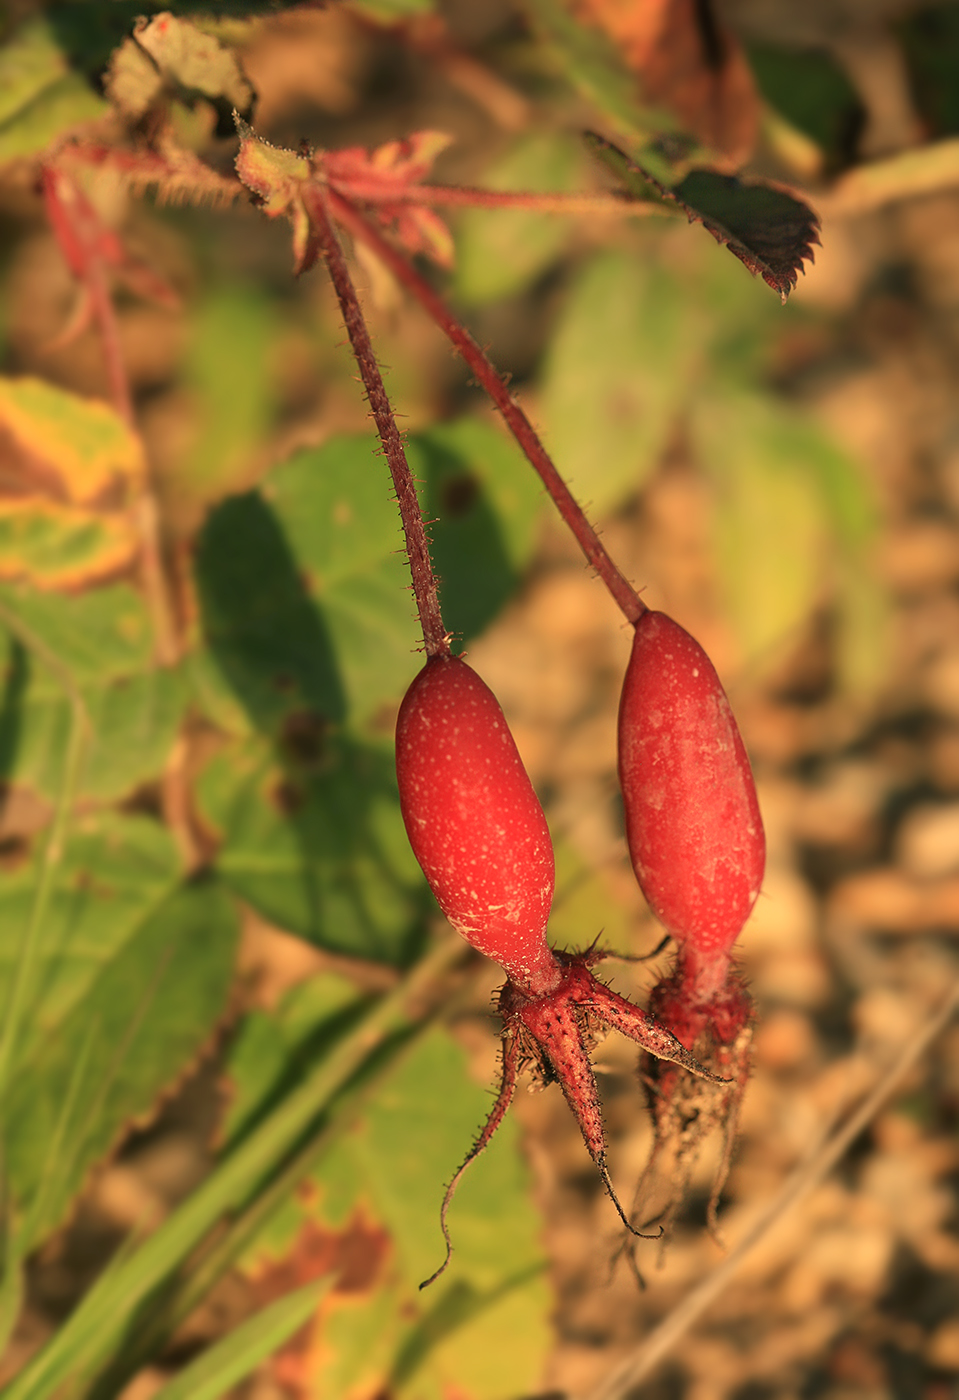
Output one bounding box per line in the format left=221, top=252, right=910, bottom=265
left=453, top=133, right=582, bottom=304
left=541, top=248, right=705, bottom=512
left=0, top=20, right=107, bottom=164
left=168, top=286, right=279, bottom=522
left=0, top=377, right=144, bottom=503
left=1, top=816, right=239, bottom=1245
left=229, top=1023, right=551, bottom=1400
left=151, top=1281, right=331, bottom=1400
left=106, top=12, right=254, bottom=124
left=0, top=584, right=188, bottom=801
left=692, top=390, right=885, bottom=684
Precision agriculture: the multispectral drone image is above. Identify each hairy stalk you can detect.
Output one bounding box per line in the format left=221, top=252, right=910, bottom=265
left=331, top=185, right=673, bottom=217
left=79, top=241, right=178, bottom=666
left=304, top=184, right=449, bottom=657
left=328, top=193, right=646, bottom=626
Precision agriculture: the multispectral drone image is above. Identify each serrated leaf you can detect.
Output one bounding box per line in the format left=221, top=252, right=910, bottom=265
left=1, top=819, right=238, bottom=1245
left=231, top=1025, right=551, bottom=1400
left=0, top=584, right=189, bottom=801
left=198, top=734, right=427, bottom=964
left=540, top=248, right=705, bottom=512
left=585, top=133, right=820, bottom=300
left=453, top=134, right=582, bottom=304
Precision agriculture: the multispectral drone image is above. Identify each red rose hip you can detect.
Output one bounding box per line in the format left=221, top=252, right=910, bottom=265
left=617, top=611, right=765, bottom=957
left=396, top=653, right=560, bottom=996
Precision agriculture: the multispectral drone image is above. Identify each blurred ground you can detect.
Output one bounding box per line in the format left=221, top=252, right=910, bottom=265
left=5, top=1, right=959, bottom=1397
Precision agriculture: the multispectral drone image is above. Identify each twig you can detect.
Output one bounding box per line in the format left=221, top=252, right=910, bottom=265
left=327, top=193, right=646, bottom=627
left=331, top=185, right=675, bottom=217
left=585, top=975, right=959, bottom=1400
left=303, top=184, right=449, bottom=658
left=822, top=135, right=959, bottom=217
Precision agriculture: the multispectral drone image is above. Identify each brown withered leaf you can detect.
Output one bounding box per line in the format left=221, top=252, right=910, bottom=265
left=586, top=132, right=820, bottom=300
left=573, top=0, right=759, bottom=164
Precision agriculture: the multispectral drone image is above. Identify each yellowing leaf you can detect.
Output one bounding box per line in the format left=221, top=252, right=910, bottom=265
left=0, top=500, right=136, bottom=591
left=0, top=376, right=144, bottom=504
left=0, top=378, right=144, bottom=589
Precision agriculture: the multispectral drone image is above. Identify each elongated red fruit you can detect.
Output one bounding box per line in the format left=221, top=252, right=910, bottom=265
left=618, top=612, right=765, bottom=956
left=396, top=654, right=560, bottom=996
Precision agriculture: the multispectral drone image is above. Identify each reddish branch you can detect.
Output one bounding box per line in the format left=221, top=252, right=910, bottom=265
left=304, top=185, right=449, bottom=657
left=328, top=191, right=647, bottom=626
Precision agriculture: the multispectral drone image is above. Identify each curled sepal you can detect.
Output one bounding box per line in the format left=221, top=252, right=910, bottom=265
left=419, top=1033, right=520, bottom=1290
left=421, top=950, right=727, bottom=1286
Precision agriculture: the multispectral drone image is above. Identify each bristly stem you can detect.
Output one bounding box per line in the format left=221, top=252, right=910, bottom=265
left=328, top=192, right=647, bottom=626
left=305, top=185, right=449, bottom=658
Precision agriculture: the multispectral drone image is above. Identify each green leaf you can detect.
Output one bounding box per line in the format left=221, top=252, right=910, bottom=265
left=0, top=21, right=108, bottom=163
left=0, top=20, right=70, bottom=128
left=898, top=5, right=959, bottom=140
left=151, top=1280, right=331, bottom=1400
left=547, top=835, right=633, bottom=955
left=199, top=734, right=428, bottom=964
left=453, top=134, right=582, bottom=304
left=196, top=436, right=413, bottom=731
left=197, top=420, right=537, bottom=732
left=233, top=1025, right=551, bottom=1400
left=168, top=287, right=279, bottom=521
left=410, top=419, right=543, bottom=646
left=585, top=134, right=820, bottom=302
left=692, top=391, right=885, bottom=684
left=1, top=817, right=239, bottom=1244
left=0, top=585, right=188, bottom=801
left=0, top=377, right=144, bottom=588
left=541, top=248, right=706, bottom=512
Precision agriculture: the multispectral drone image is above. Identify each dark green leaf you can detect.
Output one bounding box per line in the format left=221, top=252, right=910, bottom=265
left=747, top=42, right=864, bottom=167
left=585, top=132, right=820, bottom=301
left=410, top=419, right=543, bottom=647
left=199, top=734, right=428, bottom=964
